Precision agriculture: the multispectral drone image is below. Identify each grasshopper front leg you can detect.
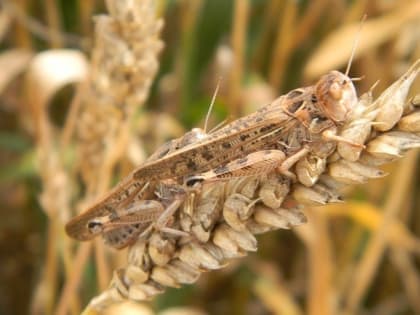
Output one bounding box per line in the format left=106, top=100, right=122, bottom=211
left=144, top=198, right=188, bottom=238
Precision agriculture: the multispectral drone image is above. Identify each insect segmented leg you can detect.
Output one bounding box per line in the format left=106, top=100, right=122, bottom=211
left=99, top=197, right=188, bottom=248
left=86, top=200, right=165, bottom=249
left=102, top=223, right=150, bottom=249
left=277, top=147, right=310, bottom=180
left=96, top=180, right=193, bottom=247
left=148, top=198, right=188, bottom=237
left=86, top=200, right=165, bottom=235
left=322, top=129, right=366, bottom=148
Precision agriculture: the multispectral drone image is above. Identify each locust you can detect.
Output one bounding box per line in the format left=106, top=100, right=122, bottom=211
left=65, top=21, right=369, bottom=249
left=134, top=72, right=361, bottom=185
left=65, top=66, right=364, bottom=249
left=65, top=128, right=209, bottom=248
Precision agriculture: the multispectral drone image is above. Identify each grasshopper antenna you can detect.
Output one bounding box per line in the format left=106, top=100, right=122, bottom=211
left=345, top=14, right=367, bottom=77
left=204, top=77, right=222, bottom=133
left=351, top=75, right=365, bottom=82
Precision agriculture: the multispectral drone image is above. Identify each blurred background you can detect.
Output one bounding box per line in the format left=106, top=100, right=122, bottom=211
left=0, top=0, right=419, bottom=314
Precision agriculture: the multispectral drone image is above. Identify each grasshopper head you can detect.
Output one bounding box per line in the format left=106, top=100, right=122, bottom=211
left=315, top=71, right=357, bottom=123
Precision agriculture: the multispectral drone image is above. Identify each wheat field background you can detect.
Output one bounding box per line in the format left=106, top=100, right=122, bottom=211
left=0, top=1, right=419, bottom=315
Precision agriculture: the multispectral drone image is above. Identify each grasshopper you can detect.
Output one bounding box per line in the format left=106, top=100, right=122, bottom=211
left=65, top=19, right=369, bottom=248
left=132, top=17, right=367, bottom=186
left=133, top=71, right=362, bottom=185
left=65, top=68, right=363, bottom=249
left=65, top=128, right=209, bottom=248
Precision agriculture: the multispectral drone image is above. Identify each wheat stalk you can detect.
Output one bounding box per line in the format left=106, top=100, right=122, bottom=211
left=49, top=1, right=163, bottom=314
left=75, top=0, right=163, bottom=193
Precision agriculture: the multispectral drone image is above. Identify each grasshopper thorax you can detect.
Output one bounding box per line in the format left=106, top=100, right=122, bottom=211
left=315, top=70, right=357, bottom=123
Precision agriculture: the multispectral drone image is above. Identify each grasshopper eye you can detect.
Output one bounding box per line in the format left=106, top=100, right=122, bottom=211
left=329, top=82, right=343, bottom=100
left=87, top=220, right=104, bottom=234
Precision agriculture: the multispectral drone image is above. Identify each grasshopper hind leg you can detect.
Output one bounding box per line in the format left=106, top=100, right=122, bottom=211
left=186, top=150, right=287, bottom=184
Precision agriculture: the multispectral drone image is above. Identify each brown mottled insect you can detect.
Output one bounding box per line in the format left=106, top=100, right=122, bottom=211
left=65, top=128, right=208, bottom=248
left=134, top=70, right=361, bottom=185
left=65, top=68, right=363, bottom=249
left=132, top=18, right=367, bottom=186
